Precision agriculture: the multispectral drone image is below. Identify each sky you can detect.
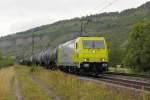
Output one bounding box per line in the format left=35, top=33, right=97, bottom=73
left=0, top=0, right=149, bottom=36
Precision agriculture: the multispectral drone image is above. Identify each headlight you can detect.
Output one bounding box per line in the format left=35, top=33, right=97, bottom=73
left=84, top=58, right=87, bottom=62
left=84, top=58, right=89, bottom=62
left=102, top=58, right=105, bottom=62
left=92, top=50, right=95, bottom=53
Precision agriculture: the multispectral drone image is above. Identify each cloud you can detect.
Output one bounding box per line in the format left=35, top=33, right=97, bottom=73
left=0, top=0, right=149, bottom=36
left=10, top=17, right=56, bottom=33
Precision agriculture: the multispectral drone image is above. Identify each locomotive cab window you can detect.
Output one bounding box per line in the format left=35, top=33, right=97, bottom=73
left=83, top=40, right=105, bottom=49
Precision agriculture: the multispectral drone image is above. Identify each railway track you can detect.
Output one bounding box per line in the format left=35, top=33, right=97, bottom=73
left=105, top=72, right=150, bottom=78
left=100, top=75, right=150, bottom=91
left=76, top=72, right=150, bottom=92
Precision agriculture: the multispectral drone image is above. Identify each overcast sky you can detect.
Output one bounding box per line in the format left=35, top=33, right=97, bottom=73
left=0, top=0, right=149, bottom=36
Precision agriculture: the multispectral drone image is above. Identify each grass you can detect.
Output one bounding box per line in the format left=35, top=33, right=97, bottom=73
left=109, top=67, right=133, bottom=73
left=0, top=67, right=15, bottom=100
left=31, top=66, right=150, bottom=100
left=0, top=65, right=149, bottom=100
left=109, top=67, right=150, bottom=75
left=15, top=66, right=52, bottom=100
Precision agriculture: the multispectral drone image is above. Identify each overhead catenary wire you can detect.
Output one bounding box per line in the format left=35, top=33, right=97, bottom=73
left=95, top=0, right=119, bottom=14
left=80, top=0, right=119, bottom=36
left=91, top=0, right=109, bottom=13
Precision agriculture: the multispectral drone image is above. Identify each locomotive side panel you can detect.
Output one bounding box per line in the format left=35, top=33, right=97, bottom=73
left=57, top=39, right=76, bottom=67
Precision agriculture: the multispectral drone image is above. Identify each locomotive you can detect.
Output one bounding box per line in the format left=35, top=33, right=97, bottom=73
left=21, top=36, right=109, bottom=73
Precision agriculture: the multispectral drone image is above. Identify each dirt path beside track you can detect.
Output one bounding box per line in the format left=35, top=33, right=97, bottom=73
left=14, top=76, right=23, bottom=100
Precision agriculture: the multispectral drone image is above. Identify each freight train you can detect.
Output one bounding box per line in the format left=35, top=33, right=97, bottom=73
left=20, top=37, right=109, bottom=74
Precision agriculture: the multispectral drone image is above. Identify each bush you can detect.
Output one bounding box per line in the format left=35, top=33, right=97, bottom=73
left=30, top=64, right=39, bottom=73
left=0, top=56, right=14, bottom=69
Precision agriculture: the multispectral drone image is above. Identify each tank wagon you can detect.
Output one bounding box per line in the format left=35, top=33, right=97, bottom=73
left=21, top=37, right=109, bottom=74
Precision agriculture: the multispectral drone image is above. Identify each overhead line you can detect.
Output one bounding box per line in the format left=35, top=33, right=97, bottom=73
left=91, top=0, right=108, bottom=13
left=95, top=0, right=119, bottom=14
left=80, top=0, right=119, bottom=36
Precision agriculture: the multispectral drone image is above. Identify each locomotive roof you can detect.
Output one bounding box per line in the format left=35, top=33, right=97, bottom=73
left=59, top=39, right=76, bottom=48
left=78, top=36, right=105, bottom=39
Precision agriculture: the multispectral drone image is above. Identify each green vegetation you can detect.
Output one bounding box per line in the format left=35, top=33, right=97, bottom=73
left=109, top=67, right=133, bottom=73
left=0, top=50, right=14, bottom=69
left=109, top=40, right=124, bottom=67
left=123, top=22, right=150, bottom=72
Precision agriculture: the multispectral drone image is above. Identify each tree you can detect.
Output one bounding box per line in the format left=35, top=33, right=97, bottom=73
left=109, top=40, right=123, bottom=67
left=123, top=22, right=150, bottom=72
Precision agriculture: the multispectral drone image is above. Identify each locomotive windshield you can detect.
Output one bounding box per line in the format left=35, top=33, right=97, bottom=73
left=83, top=40, right=105, bottom=49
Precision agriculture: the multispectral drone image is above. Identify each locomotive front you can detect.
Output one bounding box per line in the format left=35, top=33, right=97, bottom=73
left=75, top=37, right=109, bottom=73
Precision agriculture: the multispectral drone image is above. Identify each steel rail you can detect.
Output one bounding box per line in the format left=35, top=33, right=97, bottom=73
left=99, top=75, right=150, bottom=91
left=105, top=72, right=150, bottom=78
